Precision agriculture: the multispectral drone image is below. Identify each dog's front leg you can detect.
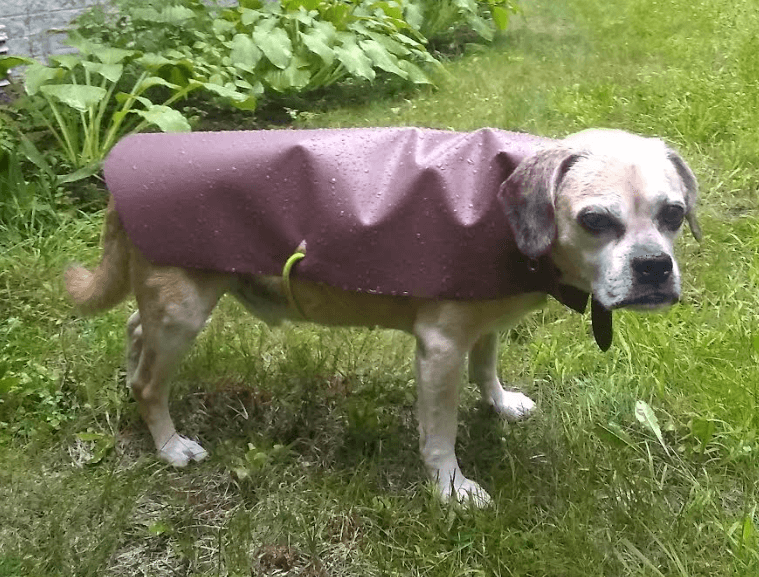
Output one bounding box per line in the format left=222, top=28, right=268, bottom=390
left=414, top=320, right=492, bottom=507
left=469, top=332, right=535, bottom=421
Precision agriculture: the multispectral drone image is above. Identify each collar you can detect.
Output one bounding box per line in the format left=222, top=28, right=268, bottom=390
left=535, top=256, right=613, bottom=351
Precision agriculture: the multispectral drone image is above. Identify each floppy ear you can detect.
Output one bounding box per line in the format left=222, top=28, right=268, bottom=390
left=500, top=147, right=583, bottom=259
left=666, top=149, right=702, bottom=241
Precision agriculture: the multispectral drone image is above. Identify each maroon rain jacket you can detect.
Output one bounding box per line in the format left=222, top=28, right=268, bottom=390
left=104, top=128, right=589, bottom=312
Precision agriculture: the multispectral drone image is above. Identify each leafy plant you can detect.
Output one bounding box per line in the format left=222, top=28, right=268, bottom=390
left=4, top=39, right=196, bottom=175
left=0, top=110, right=63, bottom=233
left=208, top=0, right=441, bottom=93
left=406, top=0, right=520, bottom=44
left=76, top=0, right=445, bottom=99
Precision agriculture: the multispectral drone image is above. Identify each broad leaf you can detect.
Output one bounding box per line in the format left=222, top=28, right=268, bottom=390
left=492, top=6, right=512, bottom=30
left=404, top=2, right=424, bottom=30
left=365, top=31, right=411, bottom=56
left=334, top=41, right=375, bottom=81
left=194, top=80, right=247, bottom=101
left=24, top=64, right=64, bottom=96
left=359, top=39, right=406, bottom=78
left=95, top=47, right=134, bottom=65
left=159, top=5, right=196, bottom=24
left=213, top=17, right=238, bottom=35
left=397, top=60, right=433, bottom=85
left=230, top=34, right=263, bottom=71
left=49, top=54, right=81, bottom=70
left=133, top=105, right=191, bottom=132
left=82, top=61, right=124, bottom=84
left=253, top=24, right=293, bottom=69
left=0, top=55, right=36, bottom=78
left=265, top=56, right=311, bottom=91
left=301, top=30, right=335, bottom=66
left=136, top=53, right=175, bottom=70
left=135, top=76, right=181, bottom=92
left=239, top=8, right=261, bottom=27
left=40, top=84, right=107, bottom=111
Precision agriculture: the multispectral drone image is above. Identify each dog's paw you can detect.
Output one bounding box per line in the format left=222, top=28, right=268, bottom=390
left=488, top=389, right=535, bottom=422
left=434, top=467, right=493, bottom=508
left=157, top=433, right=209, bottom=467
left=437, top=475, right=493, bottom=508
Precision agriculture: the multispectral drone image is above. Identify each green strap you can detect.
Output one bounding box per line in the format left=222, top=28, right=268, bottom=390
left=282, top=240, right=307, bottom=320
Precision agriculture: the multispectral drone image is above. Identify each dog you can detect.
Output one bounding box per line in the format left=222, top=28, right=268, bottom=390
left=65, top=128, right=700, bottom=506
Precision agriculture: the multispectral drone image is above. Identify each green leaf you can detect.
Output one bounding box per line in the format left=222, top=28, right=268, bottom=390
left=49, top=54, right=82, bottom=70
left=365, top=30, right=411, bottom=56
left=635, top=400, right=670, bottom=455
left=239, top=8, right=261, bottom=27
left=133, top=105, right=191, bottom=132
left=359, top=39, right=406, bottom=78
left=265, top=55, right=312, bottom=91
left=595, top=422, right=638, bottom=451
left=690, top=418, right=716, bottom=449
left=283, top=0, right=321, bottom=10
left=301, top=30, right=335, bottom=66
left=18, top=136, right=53, bottom=176
left=136, top=53, right=176, bottom=70
left=147, top=521, right=172, bottom=536
left=397, top=61, right=433, bottom=85
left=469, top=14, right=495, bottom=42
left=371, top=1, right=404, bottom=21
left=334, top=41, right=375, bottom=81
left=0, top=375, right=20, bottom=394
left=193, top=80, right=257, bottom=109
left=230, top=34, right=263, bottom=71
left=75, top=431, right=116, bottom=464
left=253, top=24, right=293, bottom=69
left=135, top=76, right=181, bottom=92
left=81, top=61, right=124, bottom=84
left=0, top=55, right=37, bottom=78
left=213, top=17, right=238, bottom=36
left=742, top=514, right=756, bottom=547
left=40, top=84, right=107, bottom=111
left=230, top=95, right=258, bottom=111
left=492, top=6, right=512, bottom=30
left=58, top=162, right=102, bottom=184
left=404, top=2, right=424, bottom=30
left=24, top=64, right=64, bottom=96
left=95, top=47, right=134, bottom=65
left=159, top=5, right=196, bottom=24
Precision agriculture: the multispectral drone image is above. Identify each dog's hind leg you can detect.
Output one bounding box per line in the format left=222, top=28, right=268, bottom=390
left=469, top=332, right=534, bottom=421
left=129, top=266, right=226, bottom=467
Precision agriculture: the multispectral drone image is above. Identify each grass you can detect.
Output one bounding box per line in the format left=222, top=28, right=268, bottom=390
left=1, top=0, right=759, bottom=574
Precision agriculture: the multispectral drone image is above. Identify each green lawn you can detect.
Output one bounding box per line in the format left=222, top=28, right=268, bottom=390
left=1, top=0, right=758, bottom=575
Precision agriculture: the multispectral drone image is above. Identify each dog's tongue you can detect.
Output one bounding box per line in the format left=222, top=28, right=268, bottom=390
left=591, top=298, right=613, bottom=351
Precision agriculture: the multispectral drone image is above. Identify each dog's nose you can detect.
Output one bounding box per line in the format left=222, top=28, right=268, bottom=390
left=632, top=253, right=673, bottom=284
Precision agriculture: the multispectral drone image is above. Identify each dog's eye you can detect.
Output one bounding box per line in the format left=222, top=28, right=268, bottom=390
left=578, top=210, right=618, bottom=235
left=660, top=204, right=685, bottom=230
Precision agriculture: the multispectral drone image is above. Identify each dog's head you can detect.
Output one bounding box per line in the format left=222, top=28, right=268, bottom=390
left=502, top=129, right=700, bottom=315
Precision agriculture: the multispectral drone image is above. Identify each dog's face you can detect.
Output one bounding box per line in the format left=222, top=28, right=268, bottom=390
left=503, top=129, right=701, bottom=311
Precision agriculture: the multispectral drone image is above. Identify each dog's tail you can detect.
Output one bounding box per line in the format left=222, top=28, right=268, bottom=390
left=65, top=198, right=131, bottom=315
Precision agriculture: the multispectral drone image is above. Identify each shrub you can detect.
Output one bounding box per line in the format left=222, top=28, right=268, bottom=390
left=0, top=0, right=519, bottom=174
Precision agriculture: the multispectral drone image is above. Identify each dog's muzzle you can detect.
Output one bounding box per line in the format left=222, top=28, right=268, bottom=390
left=620, top=253, right=679, bottom=309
